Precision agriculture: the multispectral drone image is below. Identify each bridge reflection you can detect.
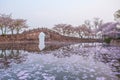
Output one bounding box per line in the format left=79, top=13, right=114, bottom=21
left=0, top=43, right=120, bottom=79
left=0, top=43, right=65, bottom=52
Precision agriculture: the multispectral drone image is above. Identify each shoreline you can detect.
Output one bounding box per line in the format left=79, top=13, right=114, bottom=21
left=0, top=40, right=102, bottom=45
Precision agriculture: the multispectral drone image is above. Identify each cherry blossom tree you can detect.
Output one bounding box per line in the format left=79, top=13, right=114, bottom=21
left=92, top=18, right=103, bottom=38
left=84, top=20, right=91, bottom=29
left=0, top=14, right=28, bottom=35
left=0, top=14, right=12, bottom=35
left=96, top=10, right=120, bottom=39
left=75, top=25, right=83, bottom=38
left=114, top=9, right=120, bottom=22
left=8, top=19, right=16, bottom=35
left=14, top=19, right=28, bottom=34
left=75, top=24, right=91, bottom=38
left=98, top=22, right=120, bottom=38
left=53, top=24, right=66, bottom=35
left=53, top=24, right=73, bottom=36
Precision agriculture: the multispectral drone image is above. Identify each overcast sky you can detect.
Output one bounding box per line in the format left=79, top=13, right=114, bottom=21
left=0, top=0, right=120, bottom=29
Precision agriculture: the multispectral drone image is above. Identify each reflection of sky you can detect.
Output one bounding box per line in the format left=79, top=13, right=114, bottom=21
left=0, top=0, right=120, bottom=28
left=0, top=45, right=117, bottom=80
left=0, top=43, right=120, bottom=80
left=38, top=44, right=45, bottom=51
left=0, top=51, right=116, bottom=80
left=27, top=53, right=112, bottom=75
left=39, top=32, right=45, bottom=50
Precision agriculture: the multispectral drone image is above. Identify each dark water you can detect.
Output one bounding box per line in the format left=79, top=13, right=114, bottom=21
left=0, top=43, right=120, bottom=80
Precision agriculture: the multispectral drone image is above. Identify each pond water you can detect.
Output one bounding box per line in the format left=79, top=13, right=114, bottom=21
left=0, top=43, right=120, bottom=80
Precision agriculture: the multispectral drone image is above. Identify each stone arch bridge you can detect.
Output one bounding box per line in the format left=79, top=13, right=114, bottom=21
left=0, top=28, right=102, bottom=43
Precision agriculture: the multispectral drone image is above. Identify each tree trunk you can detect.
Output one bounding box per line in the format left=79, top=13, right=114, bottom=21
left=4, top=27, right=7, bottom=35
left=11, top=30, right=14, bottom=35
left=78, top=32, right=82, bottom=38
left=1, top=27, right=4, bottom=35
left=17, top=29, right=19, bottom=34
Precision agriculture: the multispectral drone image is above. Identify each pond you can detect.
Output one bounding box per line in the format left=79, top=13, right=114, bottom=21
left=0, top=43, right=120, bottom=80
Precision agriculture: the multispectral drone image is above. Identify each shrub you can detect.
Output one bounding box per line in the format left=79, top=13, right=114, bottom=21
left=1, top=34, right=6, bottom=36
left=117, top=37, right=120, bottom=39
left=104, top=38, right=112, bottom=43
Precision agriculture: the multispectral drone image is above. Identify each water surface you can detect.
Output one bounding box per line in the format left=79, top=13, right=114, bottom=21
left=0, top=43, right=120, bottom=80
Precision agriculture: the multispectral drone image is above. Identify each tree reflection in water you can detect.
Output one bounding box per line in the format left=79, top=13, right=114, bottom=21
left=49, top=43, right=120, bottom=79
left=0, top=43, right=65, bottom=52
left=0, top=43, right=66, bottom=69
left=0, top=43, right=119, bottom=80
left=0, top=49, right=27, bottom=69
